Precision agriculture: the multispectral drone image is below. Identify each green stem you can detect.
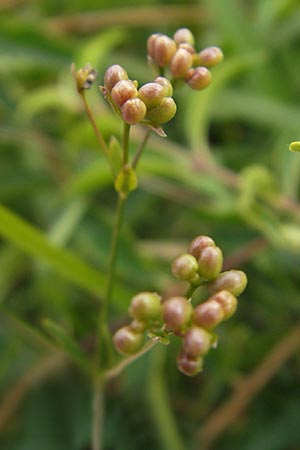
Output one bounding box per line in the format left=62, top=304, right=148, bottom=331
left=123, top=122, right=131, bottom=165
left=185, top=282, right=199, bottom=299
left=132, top=129, right=151, bottom=169
left=92, top=378, right=104, bottom=450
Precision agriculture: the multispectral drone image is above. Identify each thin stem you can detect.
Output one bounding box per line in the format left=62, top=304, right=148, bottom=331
left=132, top=129, right=151, bottom=169
left=92, top=378, right=104, bottom=450
left=123, top=122, right=131, bottom=165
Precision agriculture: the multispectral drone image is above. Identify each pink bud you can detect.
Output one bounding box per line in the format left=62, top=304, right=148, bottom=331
left=196, top=46, right=224, bottom=68
left=198, top=246, right=223, bottom=280
left=153, top=35, right=177, bottom=67
left=188, top=235, right=215, bottom=260
left=171, top=253, right=199, bottom=281
left=211, top=290, right=238, bottom=320
left=177, top=350, right=203, bottom=376
left=183, top=326, right=212, bottom=358
left=111, top=80, right=138, bottom=107
left=193, top=299, right=225, bottom=329
left=208, top=270, right=247, bottom=297
left=104, top=64, right=128, bottom=92
left=186, top=67, right=212, bottom=90
left=154, top=77, right=173, bottom=97
left=121, top=98, right=146, bottom=125
left=170, top=48, right=193, bottom=78
left=173, top=28, right=195, bottom=46
left=113, top=326, right=144, bottom=355
left=162, top=296, right=193, bottom=334
left=138, top=82, right=165, bottom=109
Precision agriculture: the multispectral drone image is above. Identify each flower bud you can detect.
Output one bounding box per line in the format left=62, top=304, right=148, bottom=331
left=185, top=67, right=212, bottom=90
left=179, top=43, right=196, bottom=55
left=129, top=292, right=162, bottom=322
left=170, top=48, right=193, bottom=78
left=74, top=64, right=97, bottom=92
left=198, top=246, right=223, bottom=280
left=208, top=270, right=247, bottom=297
left=104, top=64, right=128, bottom=92
left=162, top=296, right=193, bottom=334
left=171, top=253, right=199, bottom=282
left=173, top=28, right=195, bottom=46
left=196, top=46, right=224, bottom=68
left=154, top=77, right=173, bottom=97
left=183, top=326, right=211, bottom=358
left=211, top=290, right=237, bottom=320
left=121, top=98, right=146, bottom=125
left=193, top=299, right=225, bottom=329
left=188, top=235, right=215, bottom=260
left=152, top=35, right=177, bottom=67
left=138, top=82, right=165, bottom=109
left=113, top=326, right=144, bottom=355
left=177, top=351, right=203, bottom=376
left=111, top=80, right=138, bottom=107
left=130, top=319, right=148, bottom=333
left=147, top=33, right=161, bottom=59
left=145, top=97, right=177, bottom=124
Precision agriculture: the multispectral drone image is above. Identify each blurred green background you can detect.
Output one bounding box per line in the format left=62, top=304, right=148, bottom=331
left=1, top=0, right=300, bottom=449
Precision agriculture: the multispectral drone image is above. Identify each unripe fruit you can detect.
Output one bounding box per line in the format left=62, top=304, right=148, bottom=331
left=173, top=27, right=195, bottom=46
left=193, top=299, right=225, bottom=329
left=196, top=46, right=224, bottom=68
left=171, top=253, right=199, bottom=282
left=198, top=246, right=223, bottom=280
left=111, top=80, right=138, bottom=107
left=183, top=326, right=211, bottom=358
left=208, top=270, right=247, bottom=297
left=152, top=35, right=177, bottom=67
left=170, top=48, right=193, bottom=78
left=129, top=292, right=162, bottom=322
left=211, top=290, right=237, bottom=320
left=145, top=97, right=177, bottom=124
left=186, top=67, right=212, bottom=90
left=162, top=296, right=193, bottom=334
left=188, top=235, right=215, bottom=260
left=154, top=77, right=173, bottom=97
left=138, top=82, right=165, bottom=109
left=104, top=64, right=128, bottom=92
left=113, top=326, right=144, bottom=355
left=177, top=351, right=203, bottom=376
left=121, top=98, right=146, bottom=125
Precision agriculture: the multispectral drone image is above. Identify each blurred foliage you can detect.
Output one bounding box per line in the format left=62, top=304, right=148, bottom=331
left=1, top=0, right=300, bottom=449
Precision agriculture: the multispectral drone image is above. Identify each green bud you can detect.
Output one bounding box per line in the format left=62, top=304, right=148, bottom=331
left=208, top=270, right=247, bottom=297
left=113, top=326, right=144, bottom=355
left=170, top=48, right=193, bottom=78
left=173, top=27, right=195, bottom=46
left=171, top=253, right=199, bottom=282
left=196, top=46, right=224, bottom=68
left=154, top=76, right=173, bottom=96
left=211, top=290, right=237, bottom=320
left=145, top=97, right=177, bottom=124
left=73, top=63, right=97, bottom=92
left=193, top=299, right=225, bottom=329
left=104, top=64, right=128, bottom=92
left=129, top=292, right=162, bottom=322
left=162, top=296, right=193, bottom=334
left=289, top=141, right=300, bottom=152
left=188, top=235, right=215, bottom=260
left=111, top=80, right=138, bottom=107
left=183, top=326, right=212, bottom=358
left=152, top=35, right=177, bottom=67
left=198, top=245, right=223, bottom=280
left=138, top=82, right=165, bottom=109
left=114, top=164, right=138, bottom=197
left=121, top=98, right=146, bottom=125
left=185, top=67, right=212, bottom=90
left=177, top=350, right=203, bottom=376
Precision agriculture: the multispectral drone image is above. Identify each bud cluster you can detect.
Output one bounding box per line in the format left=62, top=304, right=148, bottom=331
left=147, top=28, right=223, bottom=90
left=101, top=65, right=176, bottom=126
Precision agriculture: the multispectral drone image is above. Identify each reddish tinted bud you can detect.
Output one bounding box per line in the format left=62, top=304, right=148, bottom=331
left=130, top=319, right=148, bottom=333
left=196, top=46, right=224, bottom=68
left=153, top=35, right=177, bottom=67
left=145, top=97, right=177, bottom=124
left=211, top=290, right=237, bottom=320
left=179, top=43, right=196, bottom=55
left=147, top=33, right=161, bottom=59
left=171, top=253, right=199, bottom=282
left=183, top=326, right=211, bottom=358
left=170, top=48, right=193, bottom=78
left=104, top=64, right=128, bottom=92
left=154, top=77, right=173, bottom=97
left=113, top=326, right=144, bottom=355
left=186, top=67, right=212, bottom=90
left=188, top=235, right=215, bottom=260
left=129, top=292, right=162, bottom=322
left=208, top=270, right=248, bottom=297
left=111, top=80, right=138, bottom=107
left=138, top=82, right=165, bottom=109
left=121, top=98, right=146, bottom=125
left=173, top=27, right=195, bottom=46
left=193, top=299, right=225, bottom=329
left=162, top=296, right=193, bottom=333
left=177, top=351, right=203, bottom=376
left=198, top=246, right=223, bottom=280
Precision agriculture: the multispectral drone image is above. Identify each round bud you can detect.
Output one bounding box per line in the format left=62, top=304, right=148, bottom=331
left=145, top=97, right=177, bottom=124
left=171, top=253, right=199, bottom=282
left=183, top=326, right=211, bottom=358
left=188, top=235, right=215, bottom=260
left=198, top=246, right=223, bottom=280
left=179, top=43, right=196, bottom=55
left=196, top=46, right=224, bottom=68
left=147, top=33, right=161, bottom=59
left=138, top=82, right=165, bottom=109
left=208, top=270, right=247, bottom=297
left=186, top=67, right=212, bottom=90
left=113, top=326, right=144, bottom=355
left=111, top=80, right=138, bottom=107
left=153, top=35, right=177, bottom=67
left=130, top=319, right=148, bottom=333
left=193, top=299, right=225, bottom=329
left=170, top=48, right=193, bottom=78
left=211, top=290, right=237, bottom=320
left=129, top=292, right=162, bottom=322
left=154, top=77, right=173, bottom=97
left=104, top=64, right=128, bottom=92
left=162, top=296, right=193, bottom=334
left=173, top=28, right=195, bottom=46
left=177, top=351, right=203, bottom=376
left=121, top=98, right=146, bottom=125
